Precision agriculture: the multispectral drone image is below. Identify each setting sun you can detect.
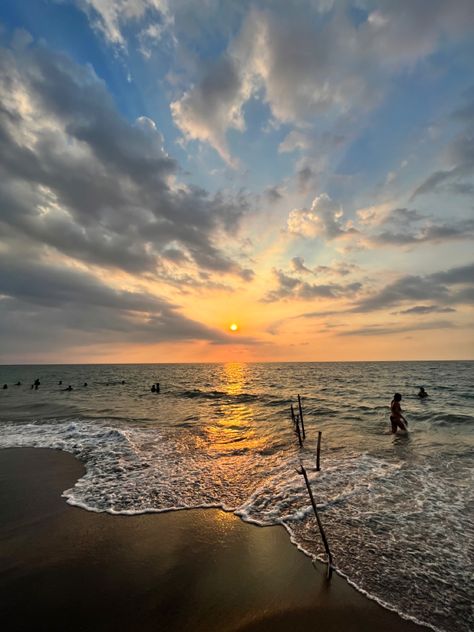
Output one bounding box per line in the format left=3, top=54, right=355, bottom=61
left=229, top=323, right=239, bottom=332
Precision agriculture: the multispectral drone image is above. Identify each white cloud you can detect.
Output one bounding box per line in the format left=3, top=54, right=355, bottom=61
left=287, top=193, right=355, bottom=239
left=75, top=0, right=171, bottom=47
left=170, top=55, right=251, bottom=166
left=169, top=1, right=474, bottom=163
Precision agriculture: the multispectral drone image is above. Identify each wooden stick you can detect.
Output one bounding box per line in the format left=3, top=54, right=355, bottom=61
left=290, top=404, right=296, bottom=426
left=316, top=431, right=322, bottom=471
left=299, top=464, right=333, bottom=579
left=294, top=414, right=303, bottom=448
left=297, top=394, right=306, bottom=440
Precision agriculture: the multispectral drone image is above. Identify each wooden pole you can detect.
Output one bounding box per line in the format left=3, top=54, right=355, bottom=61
left=299, top=464, right=333, bottom=579
left=316, top=431, right=322, bottom=471
left=290, top=404, right=296, bottom=426
left=294, top=413, right=303, bottom=448
left=297, top=394, right=306, bottom=440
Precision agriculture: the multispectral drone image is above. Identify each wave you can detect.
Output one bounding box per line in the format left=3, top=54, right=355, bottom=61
left=176, top=388, right=260, bottom=403
left=0, top=413, right=472, bottom=632
left=430, top=413, right=474, bottom=425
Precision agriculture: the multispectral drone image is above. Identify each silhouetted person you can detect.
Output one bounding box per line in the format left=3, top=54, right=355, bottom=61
left=64, top=385, right=73, bottom=391
left=121, top=380, right=126, bottom=385
left=151, top=384, right=156, bottom=393
left=155, top=382, right=160, bottom=393
left=418, top=386, right=428, bottom=398
left=2, top=384, right=7, bottom=389
left=31, top=384, right=34, bottom=389
left=390, top=393, right=408, bottom=433
left=83, top=382, right=88, bottom=387
left=15, top=381, right=21, bottom=386
left=34, top=378, right=40, bottom=390
left=58, top=380, right=63, bottom=385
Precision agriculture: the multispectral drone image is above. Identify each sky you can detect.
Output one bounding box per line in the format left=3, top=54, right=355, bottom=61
left=0, top=0, right=473, bottom=363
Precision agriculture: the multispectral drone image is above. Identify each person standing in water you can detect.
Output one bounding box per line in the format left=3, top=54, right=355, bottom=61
left=390, top=393, right=408, bottom=433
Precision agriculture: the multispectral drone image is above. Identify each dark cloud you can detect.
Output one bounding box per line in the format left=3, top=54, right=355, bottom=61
left=0, top=251, right=254, bottom=358
left=297, top=166, right=316, bottom=193
left=264, top=185, right=283, bottom=202
left=290, top=257, right=358, bottom=278
left=337, top=320, right=456, bottom=337
left=313, top=262, right=359, bottom=277
left=396, top=305, right=456, bottom=315
left=412, top=92, right=474, bottom=199
left=383, top=208, right=426, bottom=225
left=430, top=263, right=474, bottom=285
left=294, top=262, right=474, bottom=319
left=0, top=40, right=252, bottom=280
left=352, top=263, right=474, bottom=312
left=290, top=256, right=311, bottom=274
left=171, top=54, right=245, bottom=164
left=367, top=204, right=474, bottom=247
left=372, top=219, right=474, bottom=246
left=262, top=268, right=362, bottom=302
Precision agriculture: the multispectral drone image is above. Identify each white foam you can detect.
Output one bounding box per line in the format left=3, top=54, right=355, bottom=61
left=0, top=418, right=472, bottom=632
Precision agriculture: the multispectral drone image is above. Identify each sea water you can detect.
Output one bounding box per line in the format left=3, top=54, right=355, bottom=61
left=0, top=361, right=472, bottom=632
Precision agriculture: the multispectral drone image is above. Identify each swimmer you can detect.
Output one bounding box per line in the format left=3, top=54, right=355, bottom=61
left=64, top=385, right=73, bottom=391
left=390, top=393, right=408, bottom=433
left=417, top=386, right=428, bottom=398
left=2, top=384, right=7, bottom=389
left=151, top=384, right=156, bottom=393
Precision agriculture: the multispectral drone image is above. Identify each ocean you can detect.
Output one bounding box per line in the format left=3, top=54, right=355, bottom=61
left=0, top=361, right=472, bottom=632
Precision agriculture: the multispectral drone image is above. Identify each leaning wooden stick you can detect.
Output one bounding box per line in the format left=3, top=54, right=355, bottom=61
left=299, top=463, right=333, bottom=579
left=316, top=431, right=322, bottom=471
left=294, top=413, right=303, bottom=448
left=297, top=394, right=306, bottom=440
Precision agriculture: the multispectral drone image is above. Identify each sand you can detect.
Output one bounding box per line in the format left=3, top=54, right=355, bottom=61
left=0, top=447, right=428, bottom=632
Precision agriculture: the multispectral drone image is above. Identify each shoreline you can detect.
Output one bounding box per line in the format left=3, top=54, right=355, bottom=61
left=0, top=447, right=429, bottom=632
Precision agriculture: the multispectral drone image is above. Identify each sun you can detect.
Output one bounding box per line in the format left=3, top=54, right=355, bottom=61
left=229, top=323, right=239, bottom=332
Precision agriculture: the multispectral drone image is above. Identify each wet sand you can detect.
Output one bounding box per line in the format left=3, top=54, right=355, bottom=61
left=0, top=448, right=427, bottom=632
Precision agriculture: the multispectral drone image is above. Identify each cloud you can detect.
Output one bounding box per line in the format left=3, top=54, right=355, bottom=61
left=168, top=1, right=474, bottom=162
left=412, top=92, right=474, bottom=199
left=287, top=194, right=357, bottom=240
left=290, top=256, right=311, bottom=274
left=295, top=262, right=474, bottom=317
left=396, top=305, right=456, bottom=315
left=262, top=267, right=361, bottom=302
left=0, top=249, right=258, bottom=358
left=352, top=263, right=474, bottom=312
left=171, top=54, right=250, bottom=165
left=357, top=204, right=474, bottom=248
left=0, top=39, right=252, bottom=280
left=74, top=0, right=171, bottom=47
left=264, top=185, right=283, bottom=202
left=337, top=320, right=457, bottom=337
left=371, top=219, right=474, bottom=246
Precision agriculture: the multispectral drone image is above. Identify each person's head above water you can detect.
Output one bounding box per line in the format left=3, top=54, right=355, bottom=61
left=393, top=393, right=402, bottom=401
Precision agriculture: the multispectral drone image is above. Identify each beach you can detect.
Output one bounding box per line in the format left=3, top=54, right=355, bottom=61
left=0, top=447, right=428, bottom=632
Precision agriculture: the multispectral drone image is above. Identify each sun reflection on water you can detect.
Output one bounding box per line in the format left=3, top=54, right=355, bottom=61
left=204, top=363, right=265, bottom=456
left=222, top=362, right=246, bottom=395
